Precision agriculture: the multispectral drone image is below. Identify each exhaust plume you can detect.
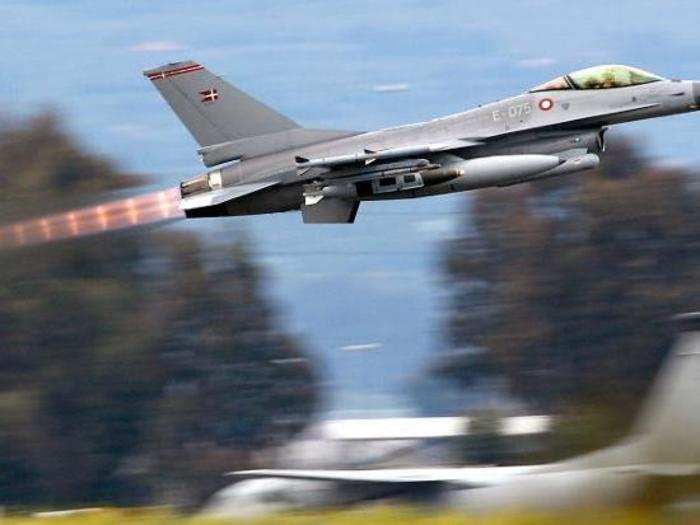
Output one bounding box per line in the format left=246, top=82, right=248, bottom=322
left=0, top=188, right=183, bottom=249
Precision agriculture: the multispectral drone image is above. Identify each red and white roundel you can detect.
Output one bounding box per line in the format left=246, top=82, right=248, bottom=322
left=539, top=98, right=554, bottom=111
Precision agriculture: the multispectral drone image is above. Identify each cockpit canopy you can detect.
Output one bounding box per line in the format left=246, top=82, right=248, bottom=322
left=530, top=65, right=665, bottom=92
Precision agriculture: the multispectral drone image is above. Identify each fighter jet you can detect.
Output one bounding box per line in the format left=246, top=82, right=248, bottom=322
left=202, top=313, right=700, bottom=516
left=145, top=62, right=700, bottom=223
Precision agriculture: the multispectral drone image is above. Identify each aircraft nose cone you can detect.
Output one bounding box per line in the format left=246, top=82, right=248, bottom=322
left=694, top=82, right=700, bottom=106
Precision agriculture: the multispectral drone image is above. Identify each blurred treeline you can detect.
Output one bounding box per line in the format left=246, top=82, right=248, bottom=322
left=438, top=138, right=700, bottom=457
left=0, top=114, right=318, bottom=508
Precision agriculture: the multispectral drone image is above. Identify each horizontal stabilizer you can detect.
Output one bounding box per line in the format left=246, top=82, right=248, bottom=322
left=198, top=128, right=357, bottom=167
left=179, top=181, right=278, bottom=211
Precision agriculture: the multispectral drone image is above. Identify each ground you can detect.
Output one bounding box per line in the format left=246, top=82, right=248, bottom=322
left=1, top=507, right=699, bottom=525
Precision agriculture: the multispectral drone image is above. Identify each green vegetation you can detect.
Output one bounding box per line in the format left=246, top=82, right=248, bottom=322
left=0, top=114, right=318, bottom=508
left=438, top=137, right=700, bottom=458
left=1, top=506, right=697, bottom=525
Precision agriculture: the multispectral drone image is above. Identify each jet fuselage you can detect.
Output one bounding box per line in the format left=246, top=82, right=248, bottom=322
left=186, top=79, right=699, bottom=219
left=143, top=61, right=699, bottom=222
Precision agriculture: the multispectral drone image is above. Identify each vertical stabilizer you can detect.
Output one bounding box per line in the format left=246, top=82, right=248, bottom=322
left=632, top=313, right=700, bottom=465
left=143, top=60, right=299, bottom=147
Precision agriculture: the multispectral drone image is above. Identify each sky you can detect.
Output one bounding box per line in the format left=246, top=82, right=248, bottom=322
left=2, top=0, right=700, bottom=417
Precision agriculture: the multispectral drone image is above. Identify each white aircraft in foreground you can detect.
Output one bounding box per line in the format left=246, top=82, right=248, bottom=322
left=203, top=313, right=700, bottom=517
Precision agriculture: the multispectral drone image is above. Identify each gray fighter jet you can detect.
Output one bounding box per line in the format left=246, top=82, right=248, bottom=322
left=145, top=62, right=700, bottom=223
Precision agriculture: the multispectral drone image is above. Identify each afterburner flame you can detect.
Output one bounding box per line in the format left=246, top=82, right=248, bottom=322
left=0, top=188, right=183, bottom=249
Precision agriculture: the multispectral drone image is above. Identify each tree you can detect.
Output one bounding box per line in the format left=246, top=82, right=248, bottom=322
left=438, top=138, right=700, bottom=451
left=0, top=113, right=318, bottom=507
left=140, top=233, right=317, bottom=505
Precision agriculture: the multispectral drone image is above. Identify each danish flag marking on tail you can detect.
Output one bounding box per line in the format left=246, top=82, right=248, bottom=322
left=199, top=89, right=219, bottom=103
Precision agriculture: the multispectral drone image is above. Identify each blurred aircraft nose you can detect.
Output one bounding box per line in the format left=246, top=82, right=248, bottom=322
left=694, top=81, right=700, bottom=106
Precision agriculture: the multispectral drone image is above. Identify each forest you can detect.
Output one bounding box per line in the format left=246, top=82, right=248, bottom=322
left=438, top=137, right=700, bottom=455
left=0, top=114, right=318, bottom=507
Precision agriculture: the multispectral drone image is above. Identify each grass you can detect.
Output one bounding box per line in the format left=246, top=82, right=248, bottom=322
left=0, top=507, right=700, bottom=525
left=2, top=506, right=700, bottom=525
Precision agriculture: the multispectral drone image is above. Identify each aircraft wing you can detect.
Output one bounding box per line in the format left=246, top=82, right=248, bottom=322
left=229, top=466, right=536, bottom=488
left=179, top=181, right=278, bottom=211
left=295, top=104, right=657, bottom=172
left=295, top=140, right=481, bottom=170
left=229, top=463, right=700, bottom=493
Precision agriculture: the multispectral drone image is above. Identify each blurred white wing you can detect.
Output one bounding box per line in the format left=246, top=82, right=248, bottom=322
left=229, top=466, right=537, bottom=488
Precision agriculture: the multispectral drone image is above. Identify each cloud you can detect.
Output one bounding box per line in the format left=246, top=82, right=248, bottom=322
left=109, top=124, right=151, bottom=139
left=341, top=342, right=383, bottom=352
left=656, top=157, right=693, bottom=170
left=516, top=57, right=557, bottom=69
left=413, top=218, right=454, bottom=236
left=129, top=41, right=186, bottom=53
left=270, top=357, right=308, bottom=365
left=372, top=83, right=410, bottom=93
